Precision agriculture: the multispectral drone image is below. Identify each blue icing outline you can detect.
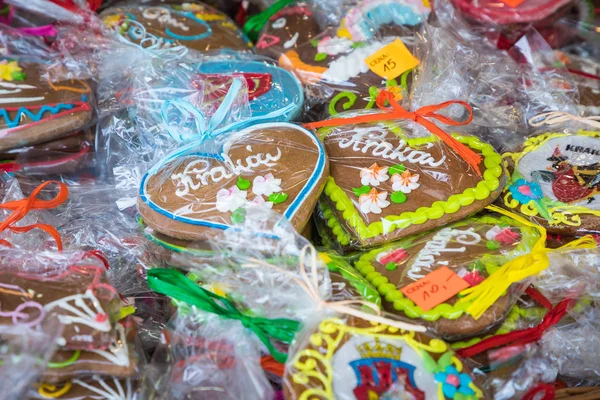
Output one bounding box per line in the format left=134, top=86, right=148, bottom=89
left=0, top=104, right=76, bottom=129
left=165, top=11, right=212, bottom=41
left=139, top=122, right=325, bottom=231
left=353, top=2, right=429, bottom=40
left=196, top=60, right=303, bottom=125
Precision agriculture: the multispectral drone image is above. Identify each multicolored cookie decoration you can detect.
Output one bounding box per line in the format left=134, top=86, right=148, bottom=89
left=254, top=0, right=430, bottom=119
left=502, top=130, right=600, bottom=234
left=284, top=317, right=484, bottom=399
left=101, top=3, right=251, bottom=53
left=194, top=60, right=303, bottom=123
left=138, top=123, right=328, bottom=241
left=34, top=377, right=138, bottom=399
left=354, top=215, right=540, bottom=339
left=318, top=120, right=505, bottom=248
left=0, top=59, right=92, bottom=152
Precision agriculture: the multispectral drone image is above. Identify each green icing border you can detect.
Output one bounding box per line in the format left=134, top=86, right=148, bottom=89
left=319, top=200, right=351, bottom=246
left=322, top=133, right=504, bottom=242
left=353, top=215, right=540, bottom=321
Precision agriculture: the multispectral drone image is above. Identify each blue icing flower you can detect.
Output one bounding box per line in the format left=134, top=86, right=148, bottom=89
left=509, top=178, right=544, bottom=204
left=434, top=365, right=475, bottom=399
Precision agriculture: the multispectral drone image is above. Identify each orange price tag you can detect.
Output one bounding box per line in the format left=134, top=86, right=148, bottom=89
left=400, top=266, right=469, bottom=312
left=364, top=39, right=419, bottom=80
left=500, top=0, right=526, bottom=7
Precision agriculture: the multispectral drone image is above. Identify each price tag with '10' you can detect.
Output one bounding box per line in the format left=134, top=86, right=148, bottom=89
left=400, top=266, right=470, bottom=312
left=364, top=38, right=420, bottom=80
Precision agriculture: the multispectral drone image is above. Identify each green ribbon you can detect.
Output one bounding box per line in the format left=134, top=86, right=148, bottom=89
left=243, top=0, right=296, bottom=42
left=147, top=268, right=300, bottom=363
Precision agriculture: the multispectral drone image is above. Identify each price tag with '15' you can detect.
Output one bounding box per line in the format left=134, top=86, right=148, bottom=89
left=364, top=38, right=419, bottom=80
left=401, top=266, right=470, bottom=312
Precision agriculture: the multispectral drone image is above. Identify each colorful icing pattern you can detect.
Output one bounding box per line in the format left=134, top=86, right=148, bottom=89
left=503, top=131, right=600, bottom=230
left=37, top=377, right=137, bottom=399
left=285, top=318, right=482, bottom=399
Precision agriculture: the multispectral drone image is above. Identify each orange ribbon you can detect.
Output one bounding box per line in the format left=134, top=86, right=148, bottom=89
left=304, top=91, right=482, bottom=176
left=0, top=181, right=68, bottom=250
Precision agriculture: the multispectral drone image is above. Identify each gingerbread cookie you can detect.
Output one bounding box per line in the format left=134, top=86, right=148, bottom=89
left=34, top=377, right=138, bottom=399
left=284, top=317, right=485, bottom=399
left=319, top=121, right=505, bottom=248
left=256, top=0, right=430, bottom=119
left=0, top=59, right=92, bottom=152
left=101, top=3, right=251, bottom=53
left=138, top=123, right=328, bottom=241
left=0, top=263, right=121, bottom=350
left=501, top=130, right=600, bottom=234
left=194, top=60, right=303, bottom=123
left=553, top=52, right=600, bottom=115
left=353, top=215, right=540, bottom=339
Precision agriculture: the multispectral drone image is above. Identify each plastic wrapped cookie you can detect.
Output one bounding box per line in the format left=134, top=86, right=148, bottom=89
left=353, top=214, right=541, bottom=339
left=101, top=2, right=251, bottom=53
left=284, top=316, right=486, bottom=400
left=0, top=59, right=92, bottom=152
left=501, top=130, right=600, bottom=235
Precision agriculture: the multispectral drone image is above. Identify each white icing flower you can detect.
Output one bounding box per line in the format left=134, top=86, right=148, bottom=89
left=359, top=188, right=390, bottom=215
left=247, top=195, right=273, bottom=209
left=252, top=173, right=282, bottom=197
left=360, top=163, right=389, bottom=186
left=391, top=171, right=420, bottom=193
left=485, top=225, right=502, bottom=241
left=216, top=186, right=248, bottom=213
left=317, top=36, right=353, bottom=56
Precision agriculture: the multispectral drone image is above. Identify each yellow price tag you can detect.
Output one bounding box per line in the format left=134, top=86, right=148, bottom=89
left=364, top=39, right=419, bottom=80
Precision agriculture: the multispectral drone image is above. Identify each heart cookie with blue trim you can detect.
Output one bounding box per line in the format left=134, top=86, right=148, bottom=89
left=101, top=3, right=251, bottom=53
left=0, top=59, right=92, bottom=151
left=138, top=122, right=328, bottom=240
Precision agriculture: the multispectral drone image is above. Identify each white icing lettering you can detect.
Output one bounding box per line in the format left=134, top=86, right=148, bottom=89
left=143, top=7, right=189, bottom=31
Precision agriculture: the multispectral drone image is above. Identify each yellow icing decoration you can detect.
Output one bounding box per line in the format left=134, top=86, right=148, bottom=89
left=0, top=61, right=22, bottom=81
left=195, top=12, right=225, bottom=21
left=289, top=318, right=483, bottom=399
left=38, top=382, right=72, bottom=398
left=103, top=14, right=121, bottom=28
left=220, top=21, right=238, bottom=30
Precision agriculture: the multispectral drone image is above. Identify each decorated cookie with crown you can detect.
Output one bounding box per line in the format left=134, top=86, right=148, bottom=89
left=353, top=215, right=540, bottom=339
left=0, top=59, right=92, bottom=152
left=253, top=0, right=430, bottom=120
left=284, top=317, right=485, bottom=400
left=101, top=2, right=251, bottom=53
left=501, top=129, right=600, bottom=234
left=194, top=60, right=303, bottom=123
left=138, top=122, right=328, bottom=241
left=313, top=116, right=506, bottom=248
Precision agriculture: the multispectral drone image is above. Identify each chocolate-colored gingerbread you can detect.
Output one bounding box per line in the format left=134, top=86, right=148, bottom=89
left=0, top=59, right=92, bottom=152
left=320, top=120, right=506, bottom=248
left=33, top=377, right=138, bottom=399
left=556, top=52, right=600, bottom=115
left=101, top=3, right=251, bottom=53
left=284, top=316, right=486, bottom=399
left=354, top=215, right=540, bottom=339
left=138, top=123, right=328, bottom=241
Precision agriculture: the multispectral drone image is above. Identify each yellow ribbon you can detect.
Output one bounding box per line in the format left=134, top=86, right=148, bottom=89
left=242, top=245, right=428, bottom=332
left=458, top=205, right=597, bottom=319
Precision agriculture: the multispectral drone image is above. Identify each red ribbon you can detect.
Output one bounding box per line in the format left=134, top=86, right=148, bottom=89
left=456, top=297, right=573, bottom=359
left=522, top=383, right=555, bottom=400
left=304, top=91, right=482, bottom=176
left=0, top=180, right=68, bottom=250
left=525, top=286, right=553, bottom=311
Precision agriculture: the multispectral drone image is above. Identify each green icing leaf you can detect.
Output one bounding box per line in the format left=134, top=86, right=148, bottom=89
left=236, top=176, right=251, bottom=190
left=437, top=351, right=454, bottom=370
left=391, top=192, right=407, bottom=204
left=389, top=164, right=406, bottom=175
left=420, top=349, right=440, bottom=373
left=315, top=52, right=327, bottom=62
left=310, top=39, right=319, bottom=47
left=11, top=71, right=25, bottom=81
left=269, top=192, right=289, bottom=204
left=352, top=41, right=368, bottom=49
left=386, top=79, right=398, bottom=88
left=230, top=208, right=246, bottom=224
left=385, top=262, right=398, bottom=271
left=352, top=186, right=371, bottom=196
left=486, top=240, right=500, bottom=250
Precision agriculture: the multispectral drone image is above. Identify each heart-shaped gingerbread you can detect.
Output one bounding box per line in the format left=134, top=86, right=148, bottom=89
left=354, top=214, right=541, bottom=339
left=101, top=3, right=251, bottom=53
left=318, top=120, right=506, bottom=248
left=0, top=59, right=92, bottom=151
left=138, top=123, right=328, bottom=241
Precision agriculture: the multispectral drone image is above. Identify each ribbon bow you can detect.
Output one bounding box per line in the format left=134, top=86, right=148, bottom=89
left=304, top=91, right=482, bottom=176
left=0, top=180, right=68, bottom=250
left=147, top=268, right=300, bottom=363
left=243, top=0, right=295, bottom=42
left=529, top=111, right=600, bottom=129
left=242, top=245, right=427, bottom=332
